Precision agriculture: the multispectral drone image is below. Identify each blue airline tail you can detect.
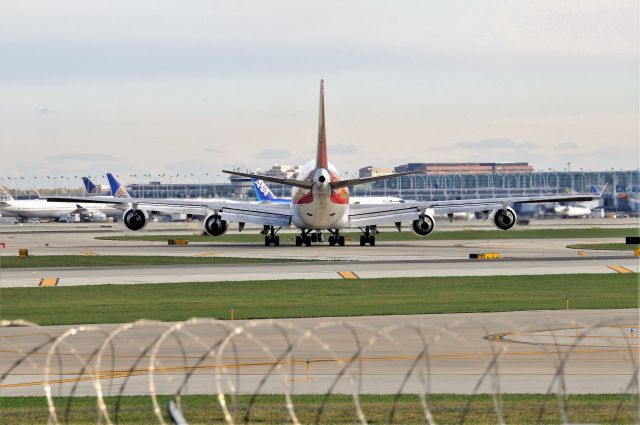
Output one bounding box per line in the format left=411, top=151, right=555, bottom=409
left=251, top=179, right=290, bottom=204
left=82, top=177, right=99, bottom=194
left=106, top=173, right=131, bottom=198
left=590, top=185, right=599, bottom=194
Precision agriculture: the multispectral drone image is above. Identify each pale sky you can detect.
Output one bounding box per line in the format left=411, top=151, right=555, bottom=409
left=0, top=1, right=638, bottom=183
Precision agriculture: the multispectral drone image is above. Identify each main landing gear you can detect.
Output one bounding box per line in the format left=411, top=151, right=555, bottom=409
left=295, top=230, right=343, bottom=246
left=359, top=226, right=376, bottom=246
left=327, top=229, right=345, bottom=247
left=263, top=226, right=280, bottom=246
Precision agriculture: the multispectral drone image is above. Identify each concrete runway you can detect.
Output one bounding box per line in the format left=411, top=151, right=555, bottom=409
left=1, top=309, right=637, bottom=396
left=1, top=225, right=638, bottom=287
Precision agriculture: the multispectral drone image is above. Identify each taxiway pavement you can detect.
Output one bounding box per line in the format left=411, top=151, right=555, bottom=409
left=1, top=309, right=637, bottom=396
left=1, top=225, right=638, bottom=287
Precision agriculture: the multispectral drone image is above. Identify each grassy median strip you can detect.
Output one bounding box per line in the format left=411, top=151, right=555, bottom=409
left=1, top=274, right=636, bottom=326
left=567, top=243, right=640, bottom=251
left=0, top=394, right=634, bottom=424
left=0, top=255, right=304, bottom=269
left=97, top=227, right=639, bottom=243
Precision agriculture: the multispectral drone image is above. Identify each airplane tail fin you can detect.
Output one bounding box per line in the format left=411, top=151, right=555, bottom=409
left=316, top=79, right=328, bottom=169
left=106, top=173, right=131, bottom=198
left=252, top=179, right=277, bottom=202
left=590, top=185, right=599, bottom=195
left=0, top=186, right=14, bottom=201
left=82, top=177, right=99, bottom=194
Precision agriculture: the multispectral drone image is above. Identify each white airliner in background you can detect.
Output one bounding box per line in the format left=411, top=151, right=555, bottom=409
left=554, top=205, right=592, bottom=218
left=0, top=186, right=95, bottom=221
left=48, top=80, right=604, bottom=246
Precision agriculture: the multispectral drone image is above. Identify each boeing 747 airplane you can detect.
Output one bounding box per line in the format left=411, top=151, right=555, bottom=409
left=48, top=80, right=604, bottom=246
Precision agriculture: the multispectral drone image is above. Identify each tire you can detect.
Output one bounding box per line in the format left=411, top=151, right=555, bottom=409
left=328, top=236, right=335, bottom=246
left=265, top=236, right=270, bottom=246
left=311, top=233, right=318, bottom=242
left=360, top=235, right=366, bottom=246
left=369, top=236, right=375, bottom=246
left=338, top=235, right=345, bottom=246
left=304, top=236, right=312, bottom=246
left=295, top=236, right=302, bottom=246
left=274, top=236, right=280, bottom=246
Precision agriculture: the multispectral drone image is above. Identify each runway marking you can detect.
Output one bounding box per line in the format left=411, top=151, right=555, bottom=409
left=39, top=277, right=59, bottom=287
left=338, top=271, right=359, bottom=279
left=81, top=251, right=97, bottom=256
left=486, top=324, right=640, bottom=347
left=192, top=251, right=220, bottom=257
left=608, top=265, right=633, bottom=273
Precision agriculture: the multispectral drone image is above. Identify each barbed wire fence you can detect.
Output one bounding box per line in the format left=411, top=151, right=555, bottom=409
left=1, top=317, right=638, bottom=424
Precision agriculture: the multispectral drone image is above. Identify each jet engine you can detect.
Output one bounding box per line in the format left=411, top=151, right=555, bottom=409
left=492, top=207, right=517, bottom=230
left=412, top=213, right=435, bottom=236
left=122, top=208, right=149, bottom=231
left=204, top=214, right=228, bottom=236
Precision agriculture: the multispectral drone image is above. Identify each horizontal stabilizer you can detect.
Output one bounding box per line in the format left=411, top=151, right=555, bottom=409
left=222, top=170, right=313, bottom=189
left=331, top=171, right=417, bottom=189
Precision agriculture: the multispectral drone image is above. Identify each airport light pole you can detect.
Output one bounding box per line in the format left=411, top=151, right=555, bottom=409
left=7, top=177, right=15, bottom=197
left=191, top=173, right=201, bottom=198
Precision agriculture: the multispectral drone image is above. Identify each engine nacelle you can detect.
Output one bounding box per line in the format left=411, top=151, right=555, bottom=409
left=122, top=208, right=149, bottom=231
left=412, top=213, right=435, bottom=236
left=492, top=207, right=517, bottom=230
left=204, top=214, right=228, bottom=236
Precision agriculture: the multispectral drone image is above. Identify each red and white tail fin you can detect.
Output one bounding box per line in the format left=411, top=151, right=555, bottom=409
left=316, top=79, right=328, bottom=169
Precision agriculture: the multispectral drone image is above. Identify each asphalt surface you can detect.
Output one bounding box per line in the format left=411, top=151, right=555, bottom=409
left=0, top=222, right=637, bottom=398
left=1, top=309, right=637, bottom=396
left=1, top=224, right=638, bottom=286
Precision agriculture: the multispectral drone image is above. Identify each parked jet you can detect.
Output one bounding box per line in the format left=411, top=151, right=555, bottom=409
left=553, top=186, right=601, bottom=218
left=48, top=80, right=604, bottom=246
left=0, top=186, right=89, bottom=221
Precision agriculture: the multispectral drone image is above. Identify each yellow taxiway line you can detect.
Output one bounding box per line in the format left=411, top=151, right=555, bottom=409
left=608, top=265, right=634, bottom=273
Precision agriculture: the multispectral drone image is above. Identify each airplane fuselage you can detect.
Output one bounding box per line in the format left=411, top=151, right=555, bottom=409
left=0, top=200, right=77, bottom=219
left=290, top=161, right=349, bottom=230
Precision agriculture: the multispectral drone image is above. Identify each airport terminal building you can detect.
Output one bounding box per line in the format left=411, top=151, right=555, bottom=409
left=122, top=164, right=639, bottom=214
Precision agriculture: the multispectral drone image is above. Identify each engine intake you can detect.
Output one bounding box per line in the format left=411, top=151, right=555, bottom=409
left=204, top=214, right=228, bottom=236
left=123, top=208, right=148, bottom=231
left=493, top=207, right=517, bottom=230
left=412, top=213, right=435, bottom=236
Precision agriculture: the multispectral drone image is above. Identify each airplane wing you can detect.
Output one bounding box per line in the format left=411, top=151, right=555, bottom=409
left=46, top=196, right=292, bottom=227
left=347, top=188, right=606, bottom=227
left=330, top=171, right=417, bottom=189
left=222, top=170, right=313, bottom=189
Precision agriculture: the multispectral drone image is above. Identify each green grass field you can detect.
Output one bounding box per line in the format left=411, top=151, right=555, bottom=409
left=0, top=394, right=634, bottom=424
left=1, top=274, right=636, bottom=326
left=0, top=255, right=306, bottom=269
left=97, top=227, right=639, bottom=243
left=567, top=243, right=640, bottom=251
